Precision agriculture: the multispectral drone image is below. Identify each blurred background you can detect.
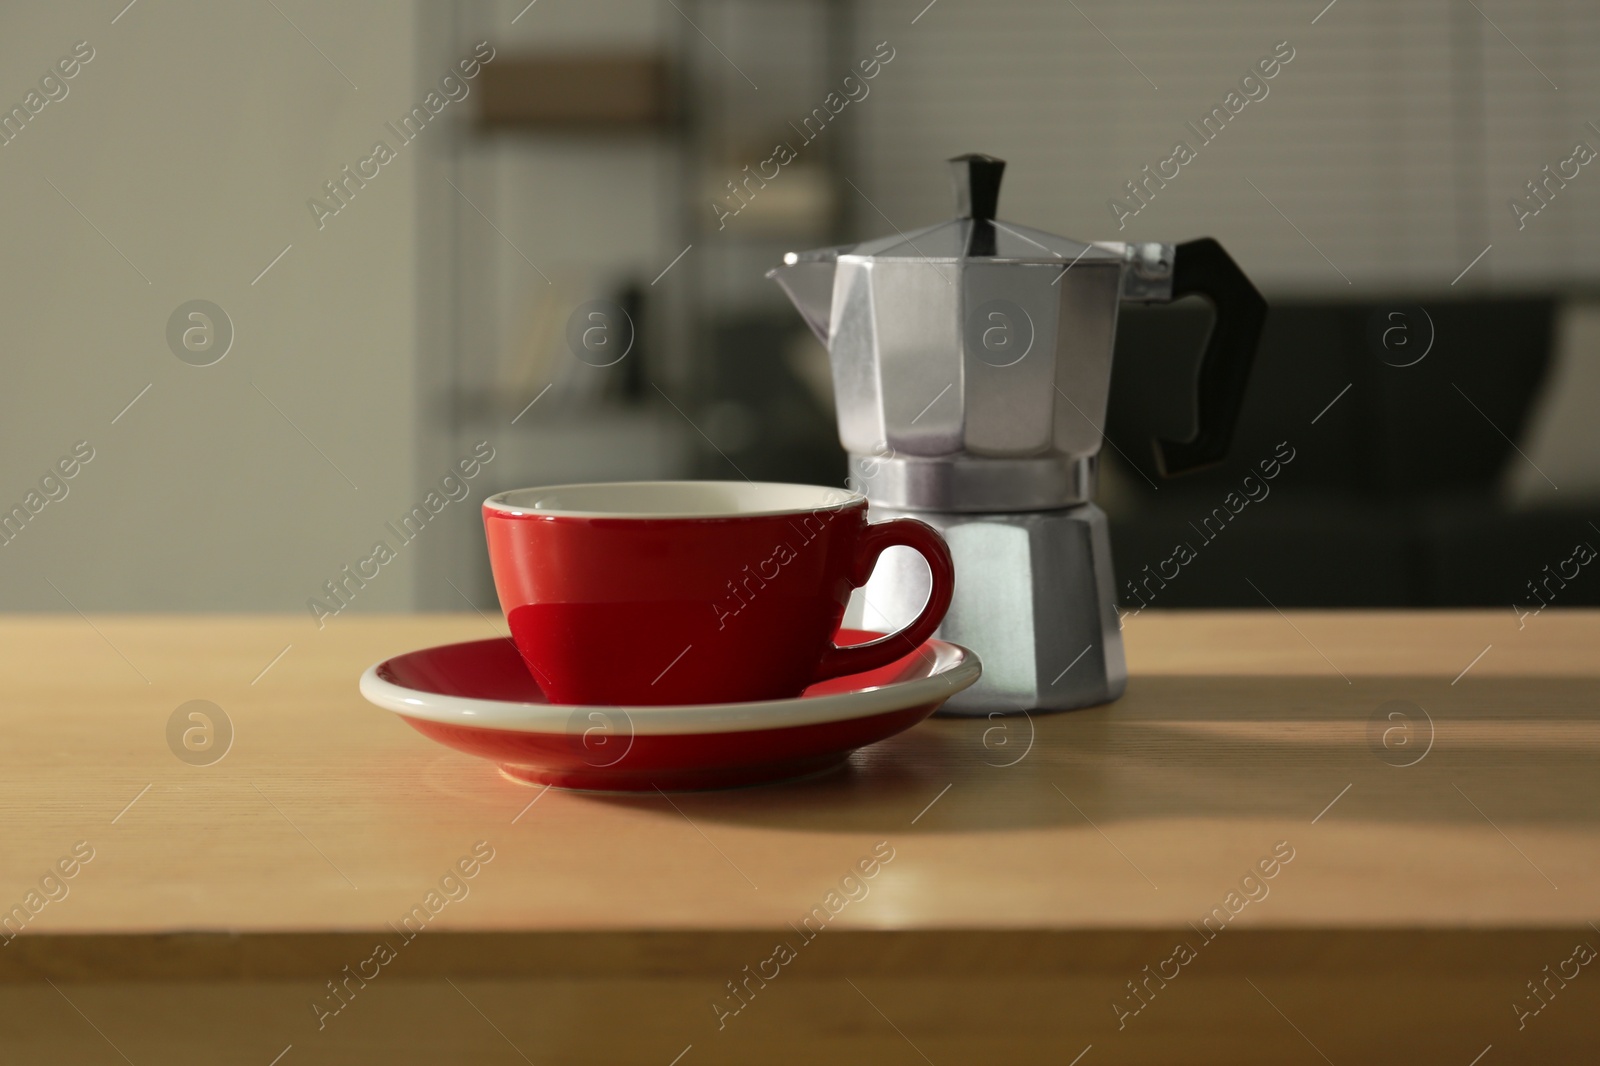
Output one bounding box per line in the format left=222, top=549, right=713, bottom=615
left=2, top=0, right=1597, bottom=618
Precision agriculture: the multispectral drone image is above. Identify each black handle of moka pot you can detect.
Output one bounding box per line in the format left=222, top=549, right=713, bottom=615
left=1154, top=238, right=1268, bottom=477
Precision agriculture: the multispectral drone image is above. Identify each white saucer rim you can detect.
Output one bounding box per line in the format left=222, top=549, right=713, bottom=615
left=359, top=637, right=981, bottom=735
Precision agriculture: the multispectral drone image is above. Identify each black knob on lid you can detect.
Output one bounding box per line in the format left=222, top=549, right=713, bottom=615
left=949, top=153, right=1005, bottom=221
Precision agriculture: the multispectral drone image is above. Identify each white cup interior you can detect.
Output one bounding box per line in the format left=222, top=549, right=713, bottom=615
left=484, top=481, right=863, bottom=519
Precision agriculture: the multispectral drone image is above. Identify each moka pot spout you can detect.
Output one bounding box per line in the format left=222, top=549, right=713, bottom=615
left=765, top=248, right=840, bottom=346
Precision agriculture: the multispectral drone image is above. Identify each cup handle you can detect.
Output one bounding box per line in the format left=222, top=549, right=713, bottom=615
left=810, top=517, right=955, bottom=684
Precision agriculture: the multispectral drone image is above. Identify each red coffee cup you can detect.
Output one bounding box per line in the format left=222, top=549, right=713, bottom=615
left=482, top=481, right=955, bottom=706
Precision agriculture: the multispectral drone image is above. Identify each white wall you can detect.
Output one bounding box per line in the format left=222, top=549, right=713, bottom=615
left=854, top=0, right=1600, bottom=296
left=0, top=0, right=423, bottom=613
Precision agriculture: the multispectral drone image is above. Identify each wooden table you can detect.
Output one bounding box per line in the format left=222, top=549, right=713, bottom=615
left=2, top=611, right=1597, bottom=1064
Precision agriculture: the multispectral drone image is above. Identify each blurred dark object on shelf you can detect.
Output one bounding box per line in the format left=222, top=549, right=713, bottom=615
left=617, top=280, right=648, bottom=403
left=451, top=277, right=651, bottom=422
left=478, top=53, right=674, bottom=131
left=1105, top=297, right=1600, bottom=608
left=679, top=316, right=846, bottom=486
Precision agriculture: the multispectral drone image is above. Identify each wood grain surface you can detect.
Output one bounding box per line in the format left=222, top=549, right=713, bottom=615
left=1, top=611, right=1595, bottom=1063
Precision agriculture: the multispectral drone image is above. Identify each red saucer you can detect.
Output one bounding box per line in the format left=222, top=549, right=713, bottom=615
left=360, top=629, right=980, bottom=792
